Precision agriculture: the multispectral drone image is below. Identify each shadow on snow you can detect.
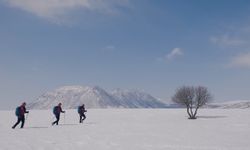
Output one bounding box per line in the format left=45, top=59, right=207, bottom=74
left=197, top=115, right=227, bottom=119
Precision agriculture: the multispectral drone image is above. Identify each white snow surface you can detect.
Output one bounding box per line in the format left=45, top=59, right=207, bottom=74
left=1, top=109, right=250, bottom=150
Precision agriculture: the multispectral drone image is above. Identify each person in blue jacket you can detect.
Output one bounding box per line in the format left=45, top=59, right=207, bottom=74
left=78, top=104, right=87, bottom=123
left=52, top=103, right=65, bottom=126
left=12, top=102, right=29, bottom=129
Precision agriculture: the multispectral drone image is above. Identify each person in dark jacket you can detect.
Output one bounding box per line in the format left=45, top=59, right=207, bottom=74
left=78, top=104, right=87, bottom=123
left=52, top=103, right=65, bottom=126
left=12, top=102, right=29, bottom=129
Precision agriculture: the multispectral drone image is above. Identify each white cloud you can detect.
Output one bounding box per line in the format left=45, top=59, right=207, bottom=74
left=2, top=0, right=130, bottom=23
left=211, top=25, right=250, bottom=69
left=210, top=35, right=246, bottom=47
left=229, top=52, right=250, bottom=68
left=166, top=48, right=183, bottom=60
left=105, top=45, right=115, bottom=50
left=101, top=45, right=116, bottom=53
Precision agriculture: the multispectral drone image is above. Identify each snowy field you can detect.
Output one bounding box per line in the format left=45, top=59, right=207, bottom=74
left=0, top=109, right=250, bottom=150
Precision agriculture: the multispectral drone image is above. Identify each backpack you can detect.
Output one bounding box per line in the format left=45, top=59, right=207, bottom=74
left=77, top=106, right=82, bottom=114
left=53, top=106, right=59, bottom=115
left=15, top=106, right=21, bottom=117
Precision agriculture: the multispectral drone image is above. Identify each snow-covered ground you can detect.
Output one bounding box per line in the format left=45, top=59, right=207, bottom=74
left=0, top=109, right=249, bottom=150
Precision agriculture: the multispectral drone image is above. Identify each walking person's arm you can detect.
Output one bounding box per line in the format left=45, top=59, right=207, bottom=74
left=60, top=107, right=65, bottom=113
left=24, top=107, right=29, bottom=113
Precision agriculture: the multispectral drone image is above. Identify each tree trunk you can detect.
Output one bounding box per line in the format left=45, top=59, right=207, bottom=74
left=189, top=101, right=196, bottom=119
left=193, top=106, right=199, bottom=119
left=190, top=103, right=194, bottom=117
left=186, top=105, right=192, bottom=119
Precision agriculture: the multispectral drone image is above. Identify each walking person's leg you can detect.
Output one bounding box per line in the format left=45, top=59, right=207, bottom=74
left=52, top=115, right=58, bottom=126
left=12, top=117, right=21, bottom=129
left=52, top=121, right=55, bottom=125
left=82, top=114, right=86, bottom=121
left=20, top=117, right=25, bottom=128
left=80, top=114, right=86, bottom=123
left=79, top=115, right=82, bottom=123
left=56, top=114, right=60, bottom=125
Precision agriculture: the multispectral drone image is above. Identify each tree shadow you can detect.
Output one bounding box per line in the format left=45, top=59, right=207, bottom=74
left=197, top=115, right=227, bottom=119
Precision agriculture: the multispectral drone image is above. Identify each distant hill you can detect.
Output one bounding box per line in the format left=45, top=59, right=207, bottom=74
left=28, top=86, right=168, bottom=109
left=206, top=100, right=250, bottom=109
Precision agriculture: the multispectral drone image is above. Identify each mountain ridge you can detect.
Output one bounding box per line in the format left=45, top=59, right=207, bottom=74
left=28, top=85, right=168, bottom=109
left=28, top=85, right=250, bottom=109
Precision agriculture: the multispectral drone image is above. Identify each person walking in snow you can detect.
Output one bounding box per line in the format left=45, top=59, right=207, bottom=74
left=78, top=104, right=87, bottom=123
left=52, top=103, right=65, bottom=126
left=12, top=102, right=29, bottom=129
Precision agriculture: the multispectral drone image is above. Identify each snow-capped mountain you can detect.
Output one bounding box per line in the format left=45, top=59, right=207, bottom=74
left=28, top=86, right=168, bottom=109
left=111, top=89, right=167, bottom=108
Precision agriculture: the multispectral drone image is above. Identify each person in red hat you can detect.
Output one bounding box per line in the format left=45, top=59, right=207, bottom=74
left=52, top=103, right=65, bottom=126
left=12, top=102, right=29, bottom=129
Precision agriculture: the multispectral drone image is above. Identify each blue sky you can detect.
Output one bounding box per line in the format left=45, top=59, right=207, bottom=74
left=1, top=0, right=250, bottom=109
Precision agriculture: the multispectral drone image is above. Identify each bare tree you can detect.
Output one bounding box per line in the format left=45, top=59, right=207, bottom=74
left=172, top=86, right=212, bottom=119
